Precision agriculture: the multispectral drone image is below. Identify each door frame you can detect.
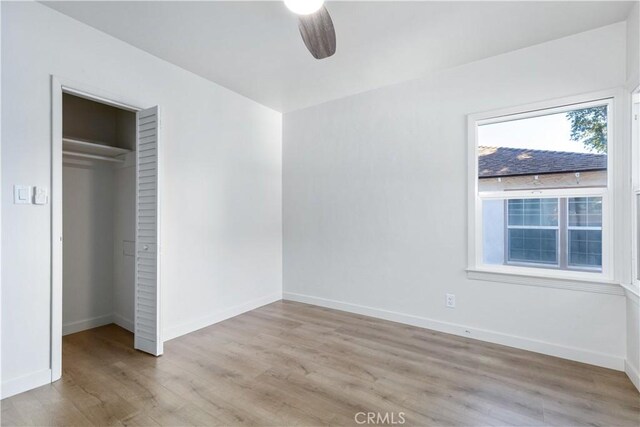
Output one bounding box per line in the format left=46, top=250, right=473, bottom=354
left=632, top=87, right=640, bottom=288
left=50, top=75, right=162, bottom=382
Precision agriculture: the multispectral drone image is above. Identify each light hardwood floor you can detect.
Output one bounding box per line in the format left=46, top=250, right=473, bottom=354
left=2, top=301, right=639, bottom=426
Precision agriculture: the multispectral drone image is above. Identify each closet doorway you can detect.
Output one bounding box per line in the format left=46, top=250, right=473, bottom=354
left=50, top=77, right=162, bottom=383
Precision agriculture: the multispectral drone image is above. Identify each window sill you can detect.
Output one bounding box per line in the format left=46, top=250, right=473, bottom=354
left=466, top=268, right=624, bottom=295
left=621, top=282, right=640, bottom=303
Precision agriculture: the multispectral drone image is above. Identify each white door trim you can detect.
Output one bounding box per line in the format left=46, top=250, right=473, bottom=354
left=50, top=75, right=161, bottom=382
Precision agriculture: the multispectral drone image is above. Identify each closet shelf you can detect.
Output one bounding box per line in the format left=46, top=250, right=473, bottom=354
left=63, top=138, right=131, bottom=163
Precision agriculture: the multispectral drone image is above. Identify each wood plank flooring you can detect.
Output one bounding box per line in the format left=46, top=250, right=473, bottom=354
left=2, top=301, right=639, bottom=426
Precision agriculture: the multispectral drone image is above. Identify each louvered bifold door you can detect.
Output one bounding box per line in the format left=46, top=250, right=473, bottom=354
left=135, top=106, right=163, bottom=356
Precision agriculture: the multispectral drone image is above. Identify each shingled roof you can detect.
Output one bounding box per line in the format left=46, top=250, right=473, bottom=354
left=478, top=146, right=607, bottom=178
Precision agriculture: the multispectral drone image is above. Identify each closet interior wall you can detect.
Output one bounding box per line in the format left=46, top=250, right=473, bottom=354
left=62, top=93, right=136, bottom=335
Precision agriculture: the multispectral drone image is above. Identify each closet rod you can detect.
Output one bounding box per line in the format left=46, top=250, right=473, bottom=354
left=62, top=151, right=124, bottom=163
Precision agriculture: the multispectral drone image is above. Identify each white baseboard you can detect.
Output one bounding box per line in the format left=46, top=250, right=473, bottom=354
left=62, top=313, right=133, bottom=335
left=625, top=360, right=640, bottom=392
left=1, top=369, right=51, bottom=399
left=163, top=293, right=282, bottom=341
left=113, top=312, right=134, bottom=333
left=62, top=313, right=113, bottom=336
left=283, top=292, right=625, bottom=371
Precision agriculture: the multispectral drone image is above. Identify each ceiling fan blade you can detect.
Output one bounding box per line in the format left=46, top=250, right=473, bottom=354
left=297, top=6, right=336, bottom=59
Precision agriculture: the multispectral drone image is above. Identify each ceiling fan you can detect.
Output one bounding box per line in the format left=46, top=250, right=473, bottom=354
left=284, top=0, right=336, bottom=59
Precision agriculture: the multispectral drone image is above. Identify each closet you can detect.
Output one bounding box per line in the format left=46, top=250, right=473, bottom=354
left=60, top=92, right=161, bottom=357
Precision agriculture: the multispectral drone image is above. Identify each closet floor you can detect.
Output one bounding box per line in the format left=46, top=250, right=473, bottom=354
left=2, top=300, right=639, bottom=426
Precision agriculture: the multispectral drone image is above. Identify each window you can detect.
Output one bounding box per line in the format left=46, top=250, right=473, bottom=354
left=470, top=95, right=613, bottom=280
left=500, top=196, right=603, bottom=270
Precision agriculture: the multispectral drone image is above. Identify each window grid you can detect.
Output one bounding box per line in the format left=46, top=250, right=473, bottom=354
left=568, top=197, right=603, bottom=228
left=506, top=199, right=559, bottom=266
left=567, top=197, right=603, bottom=269
left=504, top=198, right=603, bottom=271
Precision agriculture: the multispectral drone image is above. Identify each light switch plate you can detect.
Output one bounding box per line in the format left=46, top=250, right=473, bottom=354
left=13, top=185, right=31, bottom=204
left=34, top=187, right=48, bottom=205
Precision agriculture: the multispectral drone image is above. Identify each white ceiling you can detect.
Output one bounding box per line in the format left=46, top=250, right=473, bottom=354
left=43, top=1, right=634, bottom=112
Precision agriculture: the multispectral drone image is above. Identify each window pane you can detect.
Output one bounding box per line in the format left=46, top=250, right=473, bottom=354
left=568, top=197, right=602, bottom=227
left=482, top=199, right=505, bottom=265
left=478, top=105, right=608, bottom=192
left=568, top=230, right=602, bottom=269
left=567, top=196, right=602, bottom=270
left=508, top=229, right=558, bottom=265
left=507, top=199, right=523, bottom=226
left=508, top=198, right=558, bottom=227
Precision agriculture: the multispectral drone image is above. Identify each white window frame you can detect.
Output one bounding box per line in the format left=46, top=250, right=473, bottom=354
left=632, top=91, right=640, bottom=288
left=467, top=90, right=620, bottom=290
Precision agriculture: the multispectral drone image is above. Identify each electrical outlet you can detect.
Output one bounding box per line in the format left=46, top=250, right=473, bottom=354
left=446, top=293, right=456, bottom=308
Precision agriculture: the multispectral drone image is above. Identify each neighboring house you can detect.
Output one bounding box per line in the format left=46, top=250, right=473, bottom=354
left=478, top=146, right=607, bottom=191
left=479, top=146, right=607, bottom=271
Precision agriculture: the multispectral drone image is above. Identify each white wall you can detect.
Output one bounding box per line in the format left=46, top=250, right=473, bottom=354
left=113, top=154, right=136, bottom=332
left=62, top=159, right=115, bottom=334
left=1, top=2, right=282, bottom=398
left=627, top=2, right=639, bottom=90
left=283, top=23, right=628, bottom=370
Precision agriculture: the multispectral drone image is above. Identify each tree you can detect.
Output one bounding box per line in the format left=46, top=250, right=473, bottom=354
left=566, top=106, right=607, bottom=153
